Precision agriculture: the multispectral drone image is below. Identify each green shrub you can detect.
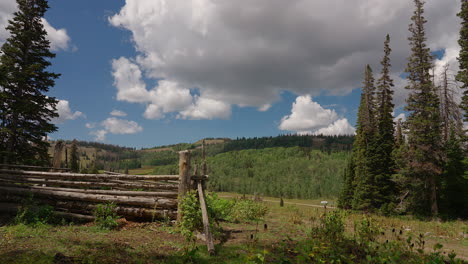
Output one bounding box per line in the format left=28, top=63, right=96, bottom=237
left=317, top=210, right=345, bottom=241
left=14, top=196, right=53, bottom=225
left=178, top=191, right=269, bottom=242
left=93, top=202, right=119, bottom=230
left=227, top=198, right=269, bottom=223
left=354, top=216, right=381, bottom=243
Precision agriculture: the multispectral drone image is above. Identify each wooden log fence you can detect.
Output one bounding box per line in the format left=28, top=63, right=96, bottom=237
left=0, top=150, right=215, bottom=254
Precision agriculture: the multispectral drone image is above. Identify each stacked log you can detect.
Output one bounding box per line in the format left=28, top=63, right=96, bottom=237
left=0, top=169, right=180, bottom=221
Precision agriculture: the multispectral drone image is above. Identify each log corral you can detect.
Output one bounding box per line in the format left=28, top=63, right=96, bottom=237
left=0, top=152, right=198, bottom=222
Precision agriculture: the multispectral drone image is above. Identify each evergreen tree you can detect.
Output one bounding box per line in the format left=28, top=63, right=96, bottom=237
left=0, top=0, right=59, bottom=165
left=70, top=139, right=79, bottom=172
left=351, top=65, right=378, bottom=211
left=372, top=34, right=396, bottom=212
left=338, top=157, right=355, bottom=209
left=392, top=120, right=410, bottom=212
left=404, top=0, right=443, bottom=217
left=440, top=129, right=468, bottom=218
left=456, top=0, right=468, bottom=123
left=395, top=120, right=404, bottom=148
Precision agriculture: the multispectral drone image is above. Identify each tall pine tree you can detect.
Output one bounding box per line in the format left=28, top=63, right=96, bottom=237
left=457, top=0, right=468, bottom=123
left=372, top=34, right=396, bottom=213
left=0, top=0, right=60, bottom=165
left=351, top=65, right=378, bottom=211
left=404, top=0, right=443, bottom=217
left=69, top=139, right=79, bottom=173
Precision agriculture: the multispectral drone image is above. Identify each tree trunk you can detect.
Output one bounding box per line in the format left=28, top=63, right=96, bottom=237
left=0, top=186, right=178, bottom=209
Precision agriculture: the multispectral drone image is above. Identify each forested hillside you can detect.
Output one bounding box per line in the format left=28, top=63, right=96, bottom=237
left=152, top=146, right=350, bottom=199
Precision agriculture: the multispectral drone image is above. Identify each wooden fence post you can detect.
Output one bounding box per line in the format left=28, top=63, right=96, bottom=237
left=197, top=179, right=215, bottom=255
left=177, top=150, right=191, bottom=222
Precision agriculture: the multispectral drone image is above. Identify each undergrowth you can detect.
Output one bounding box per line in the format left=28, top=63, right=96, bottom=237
left=92, top=202, right=119, bottom=230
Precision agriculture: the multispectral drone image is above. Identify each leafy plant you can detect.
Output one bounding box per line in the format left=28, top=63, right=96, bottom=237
left=226, top=198, right=269, bottom=223
left=93, top=202, right=119, bottom=230
left=14, top=195, right=54, bottom=225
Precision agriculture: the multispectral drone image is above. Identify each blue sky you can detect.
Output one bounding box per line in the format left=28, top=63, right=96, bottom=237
left=0, top=0, right=460, bottom=148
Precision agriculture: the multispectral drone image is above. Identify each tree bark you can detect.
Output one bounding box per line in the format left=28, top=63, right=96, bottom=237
left=0, top=186, right=178, bottom=209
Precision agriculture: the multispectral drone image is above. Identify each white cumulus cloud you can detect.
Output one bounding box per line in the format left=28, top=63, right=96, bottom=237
left=178, top=96, right=231, bottom=120
left=90, top=130, right=108, bottom=142
left=90, top=117, right=143, bottom=141
left=109, top=0, right=460, bottom=114
left=110, top=110, right=127, bottom=117
left=101, top=117, right=143, bottom=135
left=313, top=119, right=356, bottom=136
left=111, top=56, right=230, bottom=120
left=279, top=95, right=339, bottom=133
left=52, top=100, right=84, bottom=124
left=0, top=0, right=71, bottom=51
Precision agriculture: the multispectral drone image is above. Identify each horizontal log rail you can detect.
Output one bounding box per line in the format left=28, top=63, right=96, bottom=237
left=0, top=176, right=178, bottom=191
left=0, top=186, right=178, bottom=209
left=0, top=169, right=179, bottom=181
left=0, top=164, right=70, bottom=171
left=0, top=184, right=178, bottom=198
left=0, top=151, right=208, bottom=223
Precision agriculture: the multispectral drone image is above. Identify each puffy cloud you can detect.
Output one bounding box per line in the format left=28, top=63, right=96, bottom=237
left=109, top=0, right=460, bottom=111
left=110, top=109, right=127, bottom=117
left=279, top=95, right=338, bottom=133
left=40, top=18, right=71, bottom=51
left=90, top=117, right=143, bottom=141
left=101, top=117, right=143, bottom=135
left=313, top=119, right=356, bottom=136
left=111, top=56, right=229, bottom=120
left=112, top=57, right=150, bottom=103
left=178, top=96, right=231, bottom=120
left=85, top=122, right=96, bottom=129
left=90, top=130, right=108, bottom=142
left=52, top=100, right=84, bottom=124
left=0, top=0, right=71, bottom=51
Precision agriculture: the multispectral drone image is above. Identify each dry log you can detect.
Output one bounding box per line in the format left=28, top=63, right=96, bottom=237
left=53, top=200, right=176, bottom=220
left=197, top=181, right=215, bottom=255
left=0, top=202, right=94, bottom=221
left=0, top=176, right=178, bottom=191
left=0, top=169, right=179, bottom=181
left=103, top=171, right=125, bottom=175
left=53, top=211, right=95, bottom=221
left=2, top=184, right=177, bottom=198
left=0, top=196, right=176, bottom=221
left=0, top=184, right=178, bottom=198
left=0, top=186, right=178, bottom=209
left=0, top=164, right=70, bottom=171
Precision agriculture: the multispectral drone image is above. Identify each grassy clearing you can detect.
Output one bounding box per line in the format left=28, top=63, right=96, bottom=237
left=0, top=194, right=466, bottom=263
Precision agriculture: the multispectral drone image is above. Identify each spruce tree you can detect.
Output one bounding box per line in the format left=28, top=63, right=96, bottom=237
left=440, top=129, right=468, bottom=218
left=456, top=0, right=468, bottom=123
left=351, top=65, right=378, bottom=211
left=70, top=139, right=79, bottom=173
left=372, top=34, right=396, bottom=212
left=338, top=157, right=355, bottom=209
left=404, top=0, right=443, bottom=217
left=0, top=0, right=60, bottom=165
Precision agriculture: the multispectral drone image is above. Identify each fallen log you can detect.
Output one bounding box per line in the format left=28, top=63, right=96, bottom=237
left=0, top=196, right=177, bottom=221
left=0, top=164, right=70, bottom=171
left=0, top=176, right=178, bottom=191
left=53, top=200, right=177, bottom=220
left=0, top=202, right=94, bottom=222
left=0, top=184, right=178, bottom=198
left=53, top=211, right=95, bottom=222
left=0, top=169, right=179, bottom=181
left=0, top=186, right=178, bottom=209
